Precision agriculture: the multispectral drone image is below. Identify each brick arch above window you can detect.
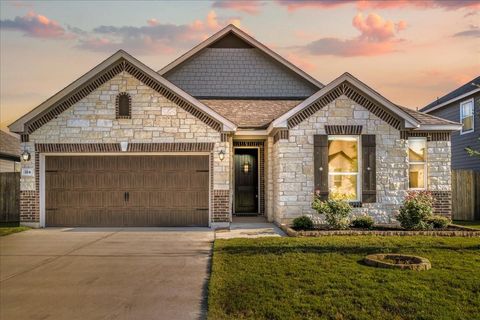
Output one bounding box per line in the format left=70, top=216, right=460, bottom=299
left=116, top=92, right=132, bottom=119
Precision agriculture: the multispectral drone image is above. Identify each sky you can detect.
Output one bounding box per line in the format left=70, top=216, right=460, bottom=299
left=1, top=0, right=479, bottom=130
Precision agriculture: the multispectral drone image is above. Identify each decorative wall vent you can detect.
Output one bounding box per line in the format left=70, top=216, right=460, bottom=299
left=116, top=92, right=132, bottom=119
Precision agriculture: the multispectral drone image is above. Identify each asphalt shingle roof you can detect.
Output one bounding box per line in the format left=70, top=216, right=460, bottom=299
left=397, top=105, right=461, bottom=125
left=200, top=99, right=301, bottom=128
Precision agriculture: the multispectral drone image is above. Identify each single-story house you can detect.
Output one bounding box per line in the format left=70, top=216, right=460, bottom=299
left=9, top=25, right=461, bottom=228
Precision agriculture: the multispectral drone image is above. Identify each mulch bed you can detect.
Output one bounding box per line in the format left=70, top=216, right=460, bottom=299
left=280, top=224, right=480, bottom=237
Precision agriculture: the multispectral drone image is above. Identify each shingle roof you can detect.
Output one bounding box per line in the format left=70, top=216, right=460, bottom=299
left=199, top=99, right=301, bottom=128
left=397, top=105, right=461, bottom=125
left=421, top=76, right=480, bottom=112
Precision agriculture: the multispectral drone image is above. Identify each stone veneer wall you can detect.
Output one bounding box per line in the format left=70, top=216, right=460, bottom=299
left=20, top=72, right=231, bottom=225
left=271, top=95, right=452, bottom=225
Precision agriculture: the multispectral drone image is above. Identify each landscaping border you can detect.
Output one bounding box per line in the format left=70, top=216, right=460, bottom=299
left=279, top=224, right=480, bottom=237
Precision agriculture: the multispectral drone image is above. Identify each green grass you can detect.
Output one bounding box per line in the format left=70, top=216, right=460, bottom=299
left=0, top=226, right=30, bottom=237
left=454, top=220, right=480, bottom=230
left=208, top=236, right=480, bottom=320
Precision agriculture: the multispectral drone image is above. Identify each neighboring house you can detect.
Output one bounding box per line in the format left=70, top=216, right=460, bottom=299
left=420, top=77, right=480, bottom=172
left=9, top=25, right=461, bottom=228
left=0, top=130, right=20, bottom=173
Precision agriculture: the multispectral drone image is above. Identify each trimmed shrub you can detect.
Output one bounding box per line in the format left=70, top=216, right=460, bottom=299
left=427, top=215, right=451, bottom=229
left=312, top=197, right=352, bottom=230
left=351, top=216, right=374, bottom=229
left=292, top=216, right=314, bottom=230
left=397, top=191, right=434, bottom=230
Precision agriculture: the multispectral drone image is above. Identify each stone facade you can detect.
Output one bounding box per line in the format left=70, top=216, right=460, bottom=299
left=270, top=95, right=452, bottom=225
left=20, top=72, right=231, bottom=226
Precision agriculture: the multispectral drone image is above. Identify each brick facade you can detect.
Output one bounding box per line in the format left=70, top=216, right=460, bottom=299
left=19, top=190, right=39, bottom=222
left=212, top=190, right=230, bottom=222
left=431, top=191, right=452, bottom=217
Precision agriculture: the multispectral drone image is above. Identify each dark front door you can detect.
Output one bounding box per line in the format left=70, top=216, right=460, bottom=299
left=234, top=149, right=258, bottom=214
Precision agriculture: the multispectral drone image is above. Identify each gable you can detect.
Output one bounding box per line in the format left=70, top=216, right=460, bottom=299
left=9, top=51, right=236, bottom=138
left=288, top=81, right=404, bottom=130
left=30, top=72, right=220, bottom=143
left=160, top=25, right=322, bottom=99
left=163, top=47, right=319, bottom=99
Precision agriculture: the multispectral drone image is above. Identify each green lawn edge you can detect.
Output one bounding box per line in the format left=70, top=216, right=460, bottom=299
left=0, top=226, right=30, bottom=237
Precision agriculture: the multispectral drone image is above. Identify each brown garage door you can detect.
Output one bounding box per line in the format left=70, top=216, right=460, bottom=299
left=45, top=155, right=209, bottom=227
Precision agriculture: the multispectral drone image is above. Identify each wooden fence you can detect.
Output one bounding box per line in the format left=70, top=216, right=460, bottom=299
left=0, top=172, right=20, bottom=223
left=452, top=169, right=480, bottom=221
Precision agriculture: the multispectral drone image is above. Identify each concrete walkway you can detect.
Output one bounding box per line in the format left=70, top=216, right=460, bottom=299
left=215, top=216, right=286, bottom=239
left=0, top=228, right=213, bottom=320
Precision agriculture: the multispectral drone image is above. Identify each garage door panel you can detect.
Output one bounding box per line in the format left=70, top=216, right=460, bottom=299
left=45, top=155, right=209, bottom=227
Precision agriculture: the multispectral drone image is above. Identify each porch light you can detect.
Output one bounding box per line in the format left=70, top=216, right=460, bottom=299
left=21, top=150, right=31, bottom=162
left=218, top=149, right=225, bottom=161
left=243, top=161, right=251, bottom=173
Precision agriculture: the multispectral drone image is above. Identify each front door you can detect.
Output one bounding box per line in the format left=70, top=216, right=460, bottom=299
left=234, top=149, right=258, bottom=214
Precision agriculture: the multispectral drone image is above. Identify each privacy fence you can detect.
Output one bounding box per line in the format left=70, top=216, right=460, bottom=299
left=452, top=169, right=480, bottom=221
left=0, top=172, right=20, bottom=224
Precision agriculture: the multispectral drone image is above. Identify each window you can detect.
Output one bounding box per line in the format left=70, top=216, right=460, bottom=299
left=460, top=98, right=474, bottom=134
left=116, top=92, right=131, bottom=119
left=328, top=136, right=360, bottom=201
left=408, top=138, right=427, bottom=189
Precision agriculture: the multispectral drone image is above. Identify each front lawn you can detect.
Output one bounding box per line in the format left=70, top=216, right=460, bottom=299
left=454, top=220, right=480, bottom=230
left=208, top=236, right=480, bottom=320
left=0, top=226, right=30, bottom=237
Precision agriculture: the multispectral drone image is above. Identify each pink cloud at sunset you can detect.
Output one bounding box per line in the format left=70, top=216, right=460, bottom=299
left=276, top=0, right=480, bottom=11
left=301, top=12, right=406, bottom=56
left=0, top=11, right=72, bottom=39
left=212, top=0, right=262, bottom=15
left=75, top=10, right=241, bottom=54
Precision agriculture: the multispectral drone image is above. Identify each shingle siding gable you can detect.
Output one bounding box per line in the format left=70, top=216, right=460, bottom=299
left=164, top=48, right=318, bottom=98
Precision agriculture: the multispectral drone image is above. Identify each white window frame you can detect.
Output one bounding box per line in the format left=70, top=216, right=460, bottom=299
left=327, top=135, right=361, bottom=201
left=460, top=98, right=474, bottom=135
left=408, top=137, right=427, bottom=190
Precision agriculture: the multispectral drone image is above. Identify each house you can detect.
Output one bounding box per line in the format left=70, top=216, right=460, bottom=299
left=420, top=77, right=480, bottom=172
left=0, top=130, right=20, bottom=173
left=8, top=25, right=461, bottom=228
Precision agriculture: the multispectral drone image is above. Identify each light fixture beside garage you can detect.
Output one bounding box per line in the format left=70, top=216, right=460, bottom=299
left=21, top=149, right=31, bottom=162
left=218, top=149, right=225, bottom=161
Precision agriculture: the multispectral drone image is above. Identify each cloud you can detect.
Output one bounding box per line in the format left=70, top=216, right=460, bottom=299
left=77, top=11, right=242, bottom=54
left=301, top=13, right=406, bottom=57
left=0, top=11, right=72, bottom=39
left=285, top=53, right=316, bottom=72
left=212, top=0, right=263, bottom=14
left=276, top=0, right=480, bottom=11
left=453, top=25, right=480, bottom=38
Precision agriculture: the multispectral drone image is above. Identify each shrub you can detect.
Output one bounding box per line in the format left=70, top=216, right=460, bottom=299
left=351, top=216, right=374, bottom=229
left=397, top=191, right=434, bottom=230
left=312, top=197, right=352, bottom=229
left=427, top=215, right=451, bottom=229
left=292, top=216, right=314, bottom=230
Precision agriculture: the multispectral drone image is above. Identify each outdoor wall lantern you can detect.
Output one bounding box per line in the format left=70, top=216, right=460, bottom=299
left=243, top=161, right=251, bottom=173
left=21, top=150, right=31, bottom=162
left=218, top=149, right=225, bottom=161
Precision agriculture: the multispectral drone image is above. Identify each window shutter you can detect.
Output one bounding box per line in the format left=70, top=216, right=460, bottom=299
left=362, top=135, right=376, bottom=203
left=314, top=135, right=329, bottom=201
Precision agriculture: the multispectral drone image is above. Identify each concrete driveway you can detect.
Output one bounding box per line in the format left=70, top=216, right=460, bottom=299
left=0, top=228, right=214, bottom=320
